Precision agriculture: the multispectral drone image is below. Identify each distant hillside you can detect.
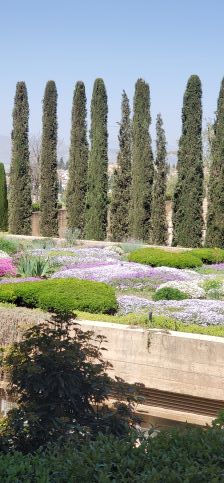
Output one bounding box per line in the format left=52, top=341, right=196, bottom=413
left=0, top=135, right=11, bottom=167
left=0, top=133, right=177, bottom=168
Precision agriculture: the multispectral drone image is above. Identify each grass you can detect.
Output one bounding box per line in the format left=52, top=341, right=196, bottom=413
left=0, top=302, right=223, bottom=339
left=76, top=310, right=224, bottom=338
left=46, top=250, right=77, bottom=257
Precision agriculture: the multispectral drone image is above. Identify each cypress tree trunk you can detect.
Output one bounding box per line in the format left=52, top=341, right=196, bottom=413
left=40, top=81, right=58, bottom=237
left=84, top=79, right=108, bottom=240
left=110, top=91, right=131, bottom=241
left=172, top=75, right=203, bottom=247
left=0, top=163, right=8, bottom=231
left=151, top=114, right=168, bottom=245
left=129, top=79, right=154, bottom=241
left=9, top=82, right=32, bottom=235
left=66, top=81, right=88, bottom=236
left=206, top=79, right=224, bottom=247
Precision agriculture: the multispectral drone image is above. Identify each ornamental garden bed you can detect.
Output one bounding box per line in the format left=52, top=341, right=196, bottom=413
left=1, top=239, right=224, bottom=336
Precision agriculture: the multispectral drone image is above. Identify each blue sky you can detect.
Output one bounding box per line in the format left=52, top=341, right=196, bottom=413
left=1, top=0, right=224, bottom=158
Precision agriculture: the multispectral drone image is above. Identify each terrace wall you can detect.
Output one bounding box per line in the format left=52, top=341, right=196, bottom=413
left=32, top=209, right=67, bottom=238
left=31, top=202, right=174, bottom=242
left=78, top=321, right=224, bottom=426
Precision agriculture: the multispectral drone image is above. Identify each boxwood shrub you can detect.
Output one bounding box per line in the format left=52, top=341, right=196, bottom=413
left=191, top=247, right=224, bottom=264
left=128, top=248, right=202, bottom=269
left=153, top=287, right=188, bottom=301
left=0, top=279, right=118, bottom=314
left=0, top=429, right=224, bottom=481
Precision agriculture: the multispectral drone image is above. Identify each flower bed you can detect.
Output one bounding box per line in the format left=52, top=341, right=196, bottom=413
left=51, top=260, right=198, bottom=286
left=0, top=258, right=16, bottom=277
left=0, top=243, right=224, bottom=331
left=118, top=295, right=224, bottom=325
left=156, top=281, right=206, bottom=299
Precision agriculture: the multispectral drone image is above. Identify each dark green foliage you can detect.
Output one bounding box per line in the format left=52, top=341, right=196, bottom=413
left=173, top=75, right=204, bottom=247
left=151, top=114, right=168, bottom=245
left=40, top=81, right=58, bottom=237
left=0, top=237, right=19, bottom=254
left=0, top=163, right=8, bottom=231
left=9, top=82, right=32, bottom=235
left=129, top=247, right=202, bottom=268
left=85, top=79, right=108, bottom=240
left=32, top=201, right=40, bottom=211
left=153, top=287, right=188, bottom=301
left=0, top=428, right=224, bottom=479
left=0, top=278, right=118, bottom=314
left=206, top=79, right=224, bottom=247
left=129, top=79, right=154, bottom=241
left=0, top=313, right=139, bottom=452
left=191, top=247, right=224, bottom=264
left=66, top=81, right=88, bottom=235
left=110, top=91, right=131, bottom=241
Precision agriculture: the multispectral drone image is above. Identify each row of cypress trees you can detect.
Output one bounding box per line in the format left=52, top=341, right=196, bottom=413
left=172, top=75, right=204, bottom=247
left=110, top=80, right=167, bottom=244
left=5, top=79, right=109, bottom=239
left=1, top=76, right=224, bottom=246
left=173, top=75, right=224, bottom=248
left=67, top=75, right=224, bottom=247
left=7, top=81, right=58, bottom=236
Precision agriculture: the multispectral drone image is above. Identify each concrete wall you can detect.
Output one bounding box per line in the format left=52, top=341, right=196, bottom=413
left=78, top=321, right=224, bottom=425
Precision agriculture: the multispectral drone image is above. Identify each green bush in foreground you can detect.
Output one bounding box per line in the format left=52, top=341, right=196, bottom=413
left=0, top=428, right=224, bottom=481
left=129, top=247, right=202, bottom=269
left=153, top=287, right=188, bottom=301
left=0, top=313, right=139, bottom=453
left=191, top=247, right=224, bottom=264
left=0, top=279, right=117, bottom=314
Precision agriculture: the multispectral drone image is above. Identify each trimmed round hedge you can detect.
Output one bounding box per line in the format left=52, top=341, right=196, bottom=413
left=128, top=248, right=202, bottom=269
left=191, top=248, right=224, bottom=264
left=153, top=287, right=188, bottom=301
left=0, top=279, right=118, bottom=314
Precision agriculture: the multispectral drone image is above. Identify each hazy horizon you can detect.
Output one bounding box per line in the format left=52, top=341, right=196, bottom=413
left=1, top=0, right=224, bottom=165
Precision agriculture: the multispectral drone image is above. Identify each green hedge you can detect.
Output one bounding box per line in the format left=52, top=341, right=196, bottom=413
left=129, top=247, right=202, bottom=269
left=0, top=238, right=19, bottom=255
left=0, top=279, right=118, bottom=314
left=0, top=429, right=224, bottom=481
left=191, top=247, right=224, bottom=264
left=153, top=287, right=188, bottom=301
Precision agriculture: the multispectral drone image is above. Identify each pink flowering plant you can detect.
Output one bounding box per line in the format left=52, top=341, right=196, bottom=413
left=0, top=258, right=16, bottom=277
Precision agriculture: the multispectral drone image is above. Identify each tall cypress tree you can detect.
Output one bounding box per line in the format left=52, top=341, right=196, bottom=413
left=206, top=79, right=224, bottom=247
left=84, top=79, right=108, bottom=240
left=40, top=81, right=58, bottom=237
left=0, top=163, right=8, bottom=231
left=9, top=82, right=32, bottom=235
left=129, top=79, right=154, bottom=241
left=151, top=114, right=168, bottom=245
left=172, top=75, right=203, bottom=247
left=66, top=81, right=88, bottom=235
left=110, top=91, right=131, bottom=241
